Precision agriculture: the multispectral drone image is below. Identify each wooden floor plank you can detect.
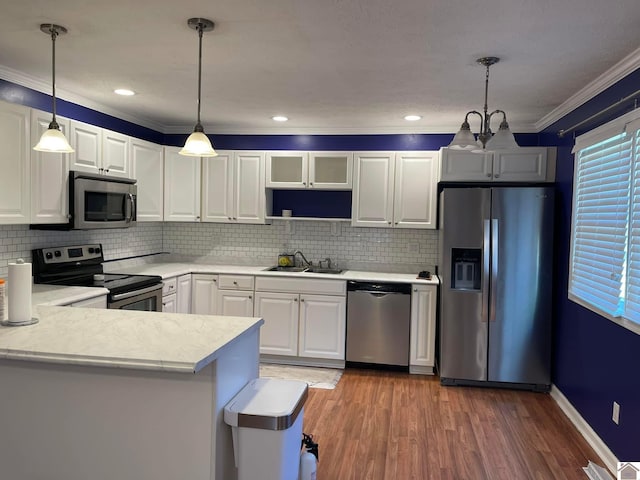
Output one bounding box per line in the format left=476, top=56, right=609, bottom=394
left=302, top=369, right=602, bottom=480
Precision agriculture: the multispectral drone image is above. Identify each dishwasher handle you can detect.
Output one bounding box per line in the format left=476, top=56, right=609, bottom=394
left=347, top=281, right=411, bottom=295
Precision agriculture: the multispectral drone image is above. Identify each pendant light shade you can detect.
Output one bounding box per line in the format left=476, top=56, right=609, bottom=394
left=34, top=24, right=74, bottom=154
left=180, top=18, right=217, bottom=157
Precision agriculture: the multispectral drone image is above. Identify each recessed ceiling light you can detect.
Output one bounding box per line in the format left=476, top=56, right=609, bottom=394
left=404, top=115, right=421, bottom=121
left=272, top=116, right=288, bottom=122
left=114, top=88, right=135, bottom=96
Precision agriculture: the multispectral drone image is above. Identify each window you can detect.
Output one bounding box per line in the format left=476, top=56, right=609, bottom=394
left=569, top=109, right=640, bottom=334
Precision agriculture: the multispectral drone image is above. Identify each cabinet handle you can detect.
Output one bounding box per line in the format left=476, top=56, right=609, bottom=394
left=486, top=173, right=492, bottom=177
left=294, top=298, right=298, bottom=302
left=227, top=216, right=232, bottom=220
left=395, top=222, right=398, bottom=225
left=310, top=182, right=313, bottom=186
left=249, top=296, right=252, bottom=300
left=99, top=168, right=103, bottom=173
left=414, top=289, right=417, bottom=292
left=196, top=216, right=200, bottom=219
left=212, top=279, right=217, bottom=283
left=303, top=182, right=306, bottom=186
left=301, top=298, right=305, bottom=302
left=233, top=217, right=237, bottom=220
left=494, top=174, right=500, bottom=178
left=233, top=281, right=238, bottom=285
left=388, top=221, right=392, bottom=224
left=104, top=168, right=109, bottom=173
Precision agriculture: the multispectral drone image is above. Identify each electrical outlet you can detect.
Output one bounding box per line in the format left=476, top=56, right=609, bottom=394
left=612, top=401, right=620, bottom=425
left=407, top=243, right=420, bottom=254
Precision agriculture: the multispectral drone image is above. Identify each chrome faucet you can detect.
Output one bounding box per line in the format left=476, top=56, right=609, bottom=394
left=318, top=257, right=333, bottom=269
left=293, top=250, right=312, bottom=267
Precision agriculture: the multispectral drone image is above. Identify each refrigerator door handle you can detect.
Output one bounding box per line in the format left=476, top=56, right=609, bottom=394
left=490, top=218, right=499, bottom=322
left=482, top=219, right=491, bottom=322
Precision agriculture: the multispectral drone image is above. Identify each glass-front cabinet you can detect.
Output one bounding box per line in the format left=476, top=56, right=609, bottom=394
left=266, top=151, right=352, bottom=189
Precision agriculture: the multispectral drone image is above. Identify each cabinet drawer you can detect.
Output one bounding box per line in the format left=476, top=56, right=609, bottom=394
left=162, top=277, right=177, bottom=296
left=218, top=274, right=255, bottom=290
left=255, top=276, right=346, bottom=296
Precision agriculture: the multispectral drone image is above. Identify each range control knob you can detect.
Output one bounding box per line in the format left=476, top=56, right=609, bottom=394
left=95, top=247, right=101, bottom=254
left=88, top=247, right=95, bottom=253
left=45, top=252, right=53, bottom=260
left=54, top=251, right=62, bottom=257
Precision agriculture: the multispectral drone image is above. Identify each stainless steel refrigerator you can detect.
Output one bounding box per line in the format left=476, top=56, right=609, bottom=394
left=439, top=186, right=553, bottom=391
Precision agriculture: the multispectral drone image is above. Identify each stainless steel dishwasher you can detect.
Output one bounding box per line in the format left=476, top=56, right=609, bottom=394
left=346, top=281, right=411, bottom=367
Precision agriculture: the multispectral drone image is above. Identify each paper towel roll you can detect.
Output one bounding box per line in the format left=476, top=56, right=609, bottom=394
left=8, top=259, right=32, bottom=324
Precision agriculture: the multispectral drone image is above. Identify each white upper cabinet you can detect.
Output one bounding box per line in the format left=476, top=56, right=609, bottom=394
left=309, top=152, right=353, bottom=189
left=266, top=151, right=308, bottom=188
left=351, top=152, right=396, bottom=227
left=69, top=120, right=132, bottom=178
left=393, top=151, right=439, bottom=229
left=30, top=109, right=69, bottom=224
left=202, top=150, right=266, bottom=224
left=352, top=151, right=438, bottom=229
left=440, top=147, right=549, bottom=182
left=101, top=129, right=131, bottom=178
left=0, top=101, right=30, bottom=224
left=266, top=151, right=352, bottom=190
left=131, top=138, right=164, bottom=222
left=163, top=146, right=201, bottom=222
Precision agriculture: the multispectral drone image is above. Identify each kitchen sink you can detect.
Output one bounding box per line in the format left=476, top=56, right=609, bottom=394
left=304, top=267, right=344, bottom=275
left=264, top=266, right=309, bottom=272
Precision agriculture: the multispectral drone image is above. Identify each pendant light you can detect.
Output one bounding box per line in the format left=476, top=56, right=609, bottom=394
left=180, top=18, right=217, bottom=157
left=33, top=24, right=74, bottom=153
left=448, top=57, right=519, bottom=151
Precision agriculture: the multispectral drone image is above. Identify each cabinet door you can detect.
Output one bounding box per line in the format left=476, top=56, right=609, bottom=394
left=176, top=274, right=192, bottom=314
left=254, top=291, right=299, bottom=356
left=191, top=274, right=218, bottom=315
left=30, top=109, right=69, bottom=224
left=69, top=120, right=102, bottom=175
left=351, top=152, right=395, bottom=227
left=217, top=290, right=254, bottom=317
left=393, top=151, right=438, bottom=229
left=309, top=152, right=353, bottom=189
left=492, top=148, right=548, bottom=182
left=164, top=146, right=201, bottom=221
left=235, top=151, right=266, bottom=224
left=131, top=138, right=164, bottom=222
left=410, top=285, right=436, bottom=369
left=299, top=294, right=346, bottom=360
left=102, top=129, right=131, bottom=178
left=439, top=148, right=492, bottom=181
left=0, top=101, right=30, bottom=224
left=266, top=151, right=308, bottom=188
left=162, top=293, right=177, bottom=313
left=202, top=150, right=234, bottom=223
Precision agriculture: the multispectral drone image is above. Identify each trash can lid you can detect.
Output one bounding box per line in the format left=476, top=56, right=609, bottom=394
left=224, top=378, right=309, bottom=431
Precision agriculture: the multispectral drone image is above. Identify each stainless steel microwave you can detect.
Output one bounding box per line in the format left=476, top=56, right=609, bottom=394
left=31, top=171, right=137, bottom=230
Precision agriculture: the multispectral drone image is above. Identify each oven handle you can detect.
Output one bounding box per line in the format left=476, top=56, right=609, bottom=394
left=110, top=284, right=162, bottom=301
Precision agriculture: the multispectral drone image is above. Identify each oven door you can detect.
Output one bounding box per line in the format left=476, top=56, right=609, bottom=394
left=108, top=284, right=163, bottom=312
left=72, top=171, right=137, bottom=229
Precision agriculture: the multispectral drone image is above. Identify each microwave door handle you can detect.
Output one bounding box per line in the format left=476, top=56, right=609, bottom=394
left=125, top=193, right=134, bottom=223
left=130, top=193, right=136, bottom=222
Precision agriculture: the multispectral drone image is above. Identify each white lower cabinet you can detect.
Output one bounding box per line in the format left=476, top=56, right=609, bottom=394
left=161, top=275, right=191, bottom=313
left=191, top=274, right=218, bottom=314
left=254, top=292, right=299, bottom=356
left=254, top=277, right=346, bottom=362
left=298, top=294, right=346, bottom=360
left=216, top=274, right=255, bottom=316
left=410, top=284, right=437, bottom=374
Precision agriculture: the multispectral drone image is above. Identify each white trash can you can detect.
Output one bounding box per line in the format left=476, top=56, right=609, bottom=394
left=224, top=377, right=309, bottom=480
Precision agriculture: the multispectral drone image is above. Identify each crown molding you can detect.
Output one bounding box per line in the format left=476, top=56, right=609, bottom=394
left=535, top=46, right=640, bottom=131
left=0, top=65, right=165, bottom=133
left=165, top=123, right=539, bottom=136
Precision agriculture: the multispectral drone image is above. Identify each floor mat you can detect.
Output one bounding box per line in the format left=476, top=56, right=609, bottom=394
left=260, top=364, right=343, bottom=389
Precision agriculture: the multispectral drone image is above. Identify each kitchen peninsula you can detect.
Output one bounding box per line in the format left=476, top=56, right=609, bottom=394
left=0, top=305, right=263, bottom=480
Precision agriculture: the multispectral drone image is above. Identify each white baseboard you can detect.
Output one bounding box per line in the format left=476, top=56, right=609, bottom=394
left=550, top=385, right=618, bottom=475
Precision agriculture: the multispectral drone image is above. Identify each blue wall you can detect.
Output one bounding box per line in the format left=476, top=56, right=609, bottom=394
left=539, top=67, right=640, bottom=461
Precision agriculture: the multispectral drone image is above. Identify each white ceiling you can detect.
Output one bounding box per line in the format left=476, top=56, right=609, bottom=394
left=1, top=0, right=640, bottom=135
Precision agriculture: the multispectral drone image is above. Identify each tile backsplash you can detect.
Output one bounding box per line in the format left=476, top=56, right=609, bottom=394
left=0, top=221, right=438, bottom=278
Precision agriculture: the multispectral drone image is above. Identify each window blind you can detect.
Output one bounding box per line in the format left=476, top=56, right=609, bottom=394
left=623, top=120, right=640, bottom=321
left=569, top=132, right=631, bottom=316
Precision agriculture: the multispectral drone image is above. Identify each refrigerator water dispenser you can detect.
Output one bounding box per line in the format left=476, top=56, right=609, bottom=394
left=451, top=248, right=481, bottom=290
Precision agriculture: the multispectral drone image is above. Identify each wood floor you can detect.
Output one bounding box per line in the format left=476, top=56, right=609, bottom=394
left=302, top=369, right=601, bottom=480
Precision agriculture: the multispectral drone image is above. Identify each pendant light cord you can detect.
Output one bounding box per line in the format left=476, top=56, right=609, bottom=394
left=50, top=27, right=58, bottom=124
left=481, top=62, right=490, bottom=140
left=195, top=22, right=204, bottom=130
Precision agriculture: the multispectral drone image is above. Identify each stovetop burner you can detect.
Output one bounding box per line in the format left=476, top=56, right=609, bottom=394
left=32, top=244, right=162, bottom=297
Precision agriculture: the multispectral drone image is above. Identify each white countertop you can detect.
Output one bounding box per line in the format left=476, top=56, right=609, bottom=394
left=0, top=305, right=263, bottom=373
left=105, top=262, right=440, bottom=285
